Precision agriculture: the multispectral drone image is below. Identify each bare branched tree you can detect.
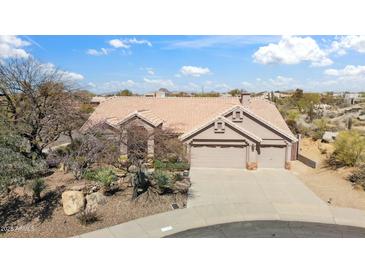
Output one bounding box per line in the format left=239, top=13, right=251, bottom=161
left=0, top=58, right=85, bottom=157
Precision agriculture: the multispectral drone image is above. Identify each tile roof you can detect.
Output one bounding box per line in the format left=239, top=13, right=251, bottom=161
left=81, top=96, right=294, bottom=138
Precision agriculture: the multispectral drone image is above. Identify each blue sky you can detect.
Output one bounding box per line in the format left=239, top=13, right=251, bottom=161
left=1, top=35, right=365, bottom=93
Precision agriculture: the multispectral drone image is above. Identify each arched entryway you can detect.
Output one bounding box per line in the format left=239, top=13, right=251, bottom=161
left=127, top=126, right=148, bottom=162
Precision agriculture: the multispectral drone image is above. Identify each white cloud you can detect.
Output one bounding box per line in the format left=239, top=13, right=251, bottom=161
left=147, top=68, right=155, bottom=75
left=127, top=38, right=152, bottom=47
left=324, top=65, right=365, bottom=77
left=143, top=77, right=174, bottom=87
left=269, top=75, right=294, bottom=86
left=108, top=38, right=152, bottom=49
left=109, top=39, right=130, bottom=49
left=64, top=72, right=84, bottom=81
left=180, top=65, right=211, bottom=77
left=86, top=48, right=109, bottom=56
left=167, top=36, right=279, bottom=49
left=40, top=63, right=84, bottom=82
left=0, top=35, right=31, bottom=59
left=253, top=36, right=333, bottom=67
left=87, top=82, right=97, bottom=88
left=188, top=82, right=200, bottom=89
left=330, top=35, right=365, bottom=55
left=213, top=83, right=230, bottom=91
left=98, top=80, right=136, bottom=91
left=239, top=76, right=296, bottom=91
left=87, top=38, right=152, bottom=56
left=123, top=80, right=136, bottom=87
left=242, top=81, right=253, bottom=88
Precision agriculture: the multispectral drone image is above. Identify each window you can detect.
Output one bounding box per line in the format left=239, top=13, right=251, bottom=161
left=214, top=120, right=225, bottom=133
left=232, top=109, right=243, bottom=122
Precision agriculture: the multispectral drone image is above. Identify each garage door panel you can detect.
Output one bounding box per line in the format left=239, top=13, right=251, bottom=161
left=191, top=146, right=246, bottom=169
left=259, top=146, right=285, bottom=168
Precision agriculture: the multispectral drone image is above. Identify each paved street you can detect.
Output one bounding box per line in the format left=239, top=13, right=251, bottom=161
left=167, top=220, right=365, bottom=238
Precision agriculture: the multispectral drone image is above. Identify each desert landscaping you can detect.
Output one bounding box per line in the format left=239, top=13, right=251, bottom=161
left=293, top=138, right=365, bottom=210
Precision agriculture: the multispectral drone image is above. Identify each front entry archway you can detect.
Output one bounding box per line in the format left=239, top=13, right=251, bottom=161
left=127, top=126, right=148, bottom=162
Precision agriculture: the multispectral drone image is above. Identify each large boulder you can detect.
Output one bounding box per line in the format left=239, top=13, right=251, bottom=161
left=85, top=192, right=107, bottom=211
left=68, top=182, right=87, bottom=192
left=61, top=191, right=85, bottom=216
left=174, top=179, right=191, bottom=194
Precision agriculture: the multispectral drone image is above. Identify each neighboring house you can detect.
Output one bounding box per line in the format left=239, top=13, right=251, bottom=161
left=90, top=96, right=107, bottom=106
left=81, top=93, right=298, bottom=169
left=144, top=89, right=168, bottom=98
left=344, top=93, right=361, bottom=105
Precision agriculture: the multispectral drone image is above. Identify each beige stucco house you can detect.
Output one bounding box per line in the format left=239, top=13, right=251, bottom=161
left=81, top=93, right=298, bottom=169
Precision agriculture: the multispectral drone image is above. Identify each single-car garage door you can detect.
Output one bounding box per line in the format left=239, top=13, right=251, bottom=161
left=191, top=145, right=247, bottom=168
left=259, top=146, right=286, bottom=168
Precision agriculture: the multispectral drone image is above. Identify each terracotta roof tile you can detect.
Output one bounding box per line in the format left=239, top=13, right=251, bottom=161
left=82, top=96, right=294, bottom=137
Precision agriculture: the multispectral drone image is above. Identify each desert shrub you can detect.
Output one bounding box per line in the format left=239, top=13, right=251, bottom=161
left=0, top=127, right=48, bottom=193
left=154, top=128, right=187, bottom=163
left=79, top=103, right=94, bottom=114
left=173, top=173, right=184, bottom=182
left=64, top=128, right=120, bottom=179
left=331, top=130, right=365, bottom=167
left=30, top=178, right=46, bottom=203
left=84, top=167, right=117, bottom=188
left=154, top=160, right=190, bottom=171
left=153, top=170, right=173, bottom=192
left=348, top=166, right=365, bottom=190
left=326, top=153, right=345, bottom=169
left=312, top=118, right=329, bottom=140
left=76, top=208, right=99, bottom=225
left=94, top=168, right=118, bottom=187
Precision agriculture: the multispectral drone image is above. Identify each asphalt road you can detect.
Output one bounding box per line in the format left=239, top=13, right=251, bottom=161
left=166, top=220, right=365, bottom=238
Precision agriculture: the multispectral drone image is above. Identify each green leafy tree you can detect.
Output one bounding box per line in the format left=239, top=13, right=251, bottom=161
left=228, top=89, right=241, bottom=97
left=296, top=93, right=320, bottom=122
left=193, top=92, right=220, bottom=97
left=116, top=89, right=133, bottom=96
left=333, top=131, right=365, bottom=166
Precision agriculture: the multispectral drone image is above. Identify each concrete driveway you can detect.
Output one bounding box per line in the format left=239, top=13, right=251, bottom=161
left=79, top=167, right=365, bottom=237
left=188, top=168, right=325, bottom=208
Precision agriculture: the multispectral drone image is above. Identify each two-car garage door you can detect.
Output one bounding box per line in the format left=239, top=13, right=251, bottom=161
left=191, top=145, right=247, bottom=169
left=190, top=145, right=287, bottom=168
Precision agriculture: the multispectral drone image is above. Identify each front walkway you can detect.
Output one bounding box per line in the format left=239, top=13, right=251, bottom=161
left=78, top=168, right=365, bottom=237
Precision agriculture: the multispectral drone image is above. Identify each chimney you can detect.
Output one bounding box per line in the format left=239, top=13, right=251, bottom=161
left=239, top=91, right=251, bottom=107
